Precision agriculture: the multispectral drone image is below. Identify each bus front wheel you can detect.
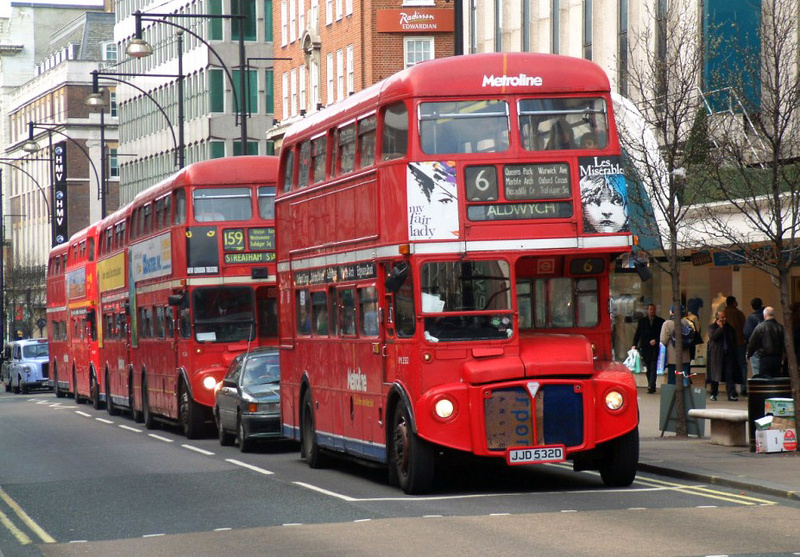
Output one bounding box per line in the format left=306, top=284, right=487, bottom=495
left=142, top=375, right=156, bottom=430
left=301, top=391, right=325, bottom=468
left=389, top=403, right=435, bottom=495
left=106, top=371, right=120, bottom=416
left=598, top=427, right=639, bottom=487
left=130, top=377, right=143, bottom=423
left=90, top=372, right=102, bottom=410
left=54, top=365, right=65, bottom=398
left=180, top=383, right=205, bottom=440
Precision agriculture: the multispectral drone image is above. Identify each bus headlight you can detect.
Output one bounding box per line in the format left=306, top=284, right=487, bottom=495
left=203, top=376, right=218, bottom=390
left=605, top=390, right=624, bottom=411
left=434, top=396, right=455, bottom=419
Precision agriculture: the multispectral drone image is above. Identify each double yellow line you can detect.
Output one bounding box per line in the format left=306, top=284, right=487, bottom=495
left=0, top=486, right=55, bottom=545
left=635, top=476, right=776, bottom=506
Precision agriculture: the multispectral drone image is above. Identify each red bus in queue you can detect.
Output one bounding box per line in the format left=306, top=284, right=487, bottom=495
left=276, top=52, right=639, bottom=494
left=61, top=224, right=102, bottom=407
left=45, top=242, right=69, bottom=397
left=103, top=156, right=279, bottom=438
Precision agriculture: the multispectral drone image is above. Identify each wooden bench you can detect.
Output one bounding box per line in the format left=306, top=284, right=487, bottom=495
left=687, top=408, right=748, bottom=447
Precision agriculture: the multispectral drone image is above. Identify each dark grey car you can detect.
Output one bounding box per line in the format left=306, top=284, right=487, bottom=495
left=214, top=348, right=280, bottom=452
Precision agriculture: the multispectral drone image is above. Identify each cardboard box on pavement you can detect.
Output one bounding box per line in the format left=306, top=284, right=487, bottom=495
left=770, top=416, right=796, bottom=430
left=755, top=415, right=772, bottom=430
left=755, top=428, right=797, bottom=453
left=765, top=398, right=794, bottom=417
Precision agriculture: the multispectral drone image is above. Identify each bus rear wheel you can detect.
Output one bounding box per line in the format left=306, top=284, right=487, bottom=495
left=90, top=372, right=102, bottom=410
left=73, top=370, right=81, bottom=404
left=106, top=371, right=120, bottom=416
left=180, top=383, right=205, bottom=440
left=301, top=391, right=325, bottom=468
left=598, top=427, right=639, bottom=487
left=130, top=377, right=143, bottom=423
left=142, top=375, right=156, bottom=430
left=389, top=403, right=435, bottom=495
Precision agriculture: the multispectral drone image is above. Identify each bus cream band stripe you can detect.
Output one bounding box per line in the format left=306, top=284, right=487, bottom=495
left=129, top=275, right=275, bottom=297
left=277, top=236, right=632, bottom=273
left=46, top=305, right=68, bottom=314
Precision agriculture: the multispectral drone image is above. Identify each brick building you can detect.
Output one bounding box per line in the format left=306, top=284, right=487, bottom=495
left=269, top=0, right=455, bottom=146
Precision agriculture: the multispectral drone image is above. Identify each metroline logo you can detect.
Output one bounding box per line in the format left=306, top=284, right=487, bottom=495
left=482, top=74, right=543, bottom=87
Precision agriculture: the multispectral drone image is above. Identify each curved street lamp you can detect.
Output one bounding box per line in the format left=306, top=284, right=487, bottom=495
left=126, top=10, right=248, bottom=154
left=87, top=68, right=182, bottom=168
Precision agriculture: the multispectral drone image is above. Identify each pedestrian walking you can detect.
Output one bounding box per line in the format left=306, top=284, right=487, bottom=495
left=746, top=306, right=786, bottom=378
left=706, top=310, right=740, bottom=401
left=724, top=296, right=748, bottom=396
left=632, top=303, right=665, bottom=394
left=743, top=297, right=764, bottom=376
left=660, top=305, right=695, bottom=386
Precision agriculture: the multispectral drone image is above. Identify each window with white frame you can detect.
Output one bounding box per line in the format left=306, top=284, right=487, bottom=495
left=282, top=72, right=289, bottom=119
left=281, top=0, right=288, bottom=45
left=326, top=0, right=333, bottom=25
left=110, top=91, right=118, bottom=117
left=300, top=65, right=307, bottom=113
left=345, top=0, right=352, bottom=15
left=298, top=0, right=305, bottom=35
left=109, top=148, right=119, bottom=177
left=103, top=41, right=118, bottom=65
left=310, top=0, right=319, bottom=31
left=290, top=67, right=298, bottom=116
left=346, top=45, right=354, bottom=95
left=335, top=0, right=342, bottom=20
left=289, top=0, right=297, bottom=42
left=336, top=49, right=344, bottom=101
left=326, top=53, right=334, bottom=105
left=404, top=37, right=433, bottom=68
left=311, top=60, right=320, bottom=109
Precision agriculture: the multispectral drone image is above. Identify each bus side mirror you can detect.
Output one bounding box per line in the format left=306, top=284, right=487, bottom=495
left=385, top=262, right=409, bottom=293
left=168, top=293, right=187, bottom=308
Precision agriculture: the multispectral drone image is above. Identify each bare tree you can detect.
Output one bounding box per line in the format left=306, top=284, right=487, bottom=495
left=687, top=0, right=800, bottom=419
left=3, top=260, right=46, bottom=340
left=616, top=0, right=720, bottom=436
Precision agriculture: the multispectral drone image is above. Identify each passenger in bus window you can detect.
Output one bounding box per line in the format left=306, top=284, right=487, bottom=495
left=547, top=118, right=575, bottom=150
left=580, top=132, right=599, bottom=149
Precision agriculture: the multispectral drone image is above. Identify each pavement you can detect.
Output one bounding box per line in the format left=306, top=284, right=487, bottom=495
left=636, top=380, right=800, bottom=501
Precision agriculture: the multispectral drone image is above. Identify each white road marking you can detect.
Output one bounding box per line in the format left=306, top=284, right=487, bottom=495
left=181, top=444, right=215, bottom=456
left=225, top=459, right=274, bottom=475
left=119, top=425, right=143, bottom=433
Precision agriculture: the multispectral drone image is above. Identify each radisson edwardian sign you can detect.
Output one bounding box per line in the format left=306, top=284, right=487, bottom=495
left=376, top=9, right=454, bottom=33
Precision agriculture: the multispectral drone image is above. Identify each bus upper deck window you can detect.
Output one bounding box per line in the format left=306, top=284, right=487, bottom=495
left=282, top=149, right=295, bottom=192
left=419, top=100, right=509, bottom=155
left=297, top=141, right=311, bottom=188
left=358, top=115, right=377, bottom=168
left=173, top=189, right=186, bottom=225
left=338, top=124, right=356, bottom=174
left=311, top=136, right=327, bottom=183
left=258, top=186, right=276, bottom=219
left=193, top=188, right=252, bottom=222
left=381, top=102, right=408, bottom=161
left=518, top=98, right=609, bottom=152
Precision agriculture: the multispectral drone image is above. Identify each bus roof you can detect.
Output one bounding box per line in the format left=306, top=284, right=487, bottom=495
left=284, top=52, right=611, bottom=142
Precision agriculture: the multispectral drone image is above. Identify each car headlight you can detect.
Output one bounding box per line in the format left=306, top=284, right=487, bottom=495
left=202, top=376, right=218, bottom=390
left=605, top=390, right=625, bottom=411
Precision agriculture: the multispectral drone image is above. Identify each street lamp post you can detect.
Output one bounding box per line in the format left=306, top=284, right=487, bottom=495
left=87, top=67, right=182, bottom=168
left=126, top=10, right=248, bottom=155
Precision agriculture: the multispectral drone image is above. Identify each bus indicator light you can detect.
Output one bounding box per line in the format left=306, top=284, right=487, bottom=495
left=604, top=390, right=624, bottom=411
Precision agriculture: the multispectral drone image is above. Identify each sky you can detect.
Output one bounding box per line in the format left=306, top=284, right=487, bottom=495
left=1, top=0, right=106, bottom=17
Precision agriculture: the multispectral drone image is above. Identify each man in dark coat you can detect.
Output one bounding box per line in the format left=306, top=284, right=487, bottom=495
left=632, top=303, right=665, bottom=393
left=743, top=297, right=764, bottom=376
left=747, top=306, right=786, bottom=378
left=706, top=310, right=740, bottom=401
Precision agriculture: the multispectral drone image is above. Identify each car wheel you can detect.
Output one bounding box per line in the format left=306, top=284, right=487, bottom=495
left=20, top=379, right=29, bottom=395
left=4, top=378, right=10, bottom=393
left=301, top=390, right=326, bottom=468
left=237, top=415, right=254, bottom=453
left=142, top=375, right=156, bottom=430
left=13, top=377, right=20, bottom=394
left=389, top=402, right=435, bottom=495
left=217, top=409, right=235, bottom=446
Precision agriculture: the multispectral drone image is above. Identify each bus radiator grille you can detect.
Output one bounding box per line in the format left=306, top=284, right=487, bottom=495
left=484, top=385, right=584, bottom=451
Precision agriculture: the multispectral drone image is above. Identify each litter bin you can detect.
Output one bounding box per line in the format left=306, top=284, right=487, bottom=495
left=747, top=376, right=792, bottom=452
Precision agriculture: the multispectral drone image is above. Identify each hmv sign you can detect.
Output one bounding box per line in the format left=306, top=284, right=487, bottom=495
left=52, top=141, right=68, bottom=246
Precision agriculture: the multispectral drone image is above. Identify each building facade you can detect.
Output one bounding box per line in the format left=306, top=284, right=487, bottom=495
left=113, top=0, right=278, bottom=204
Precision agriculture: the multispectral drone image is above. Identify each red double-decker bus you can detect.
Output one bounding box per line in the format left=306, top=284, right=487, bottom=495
left=45, top=242, right=69, bottom=397
left=63, top=223, right=102, bottom=407
left=276, top=52, right=639, bottom=494
left=94, top=156, right=279, bottom=438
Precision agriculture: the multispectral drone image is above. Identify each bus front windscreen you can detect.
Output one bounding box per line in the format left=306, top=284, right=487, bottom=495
left=193, top=286, right=256, bottom=342
left=421, top=260, right=513, bottom=342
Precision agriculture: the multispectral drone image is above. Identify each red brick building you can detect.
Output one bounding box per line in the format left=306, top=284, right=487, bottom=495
left=269, top=0, right=455, bottom=144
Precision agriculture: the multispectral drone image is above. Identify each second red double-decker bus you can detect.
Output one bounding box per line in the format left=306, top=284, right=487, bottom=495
left=45, top=242, right=69, bottom=397
left=277, top=52, right=639, bottom=494
left=94, top=156, right=280, bottom=438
